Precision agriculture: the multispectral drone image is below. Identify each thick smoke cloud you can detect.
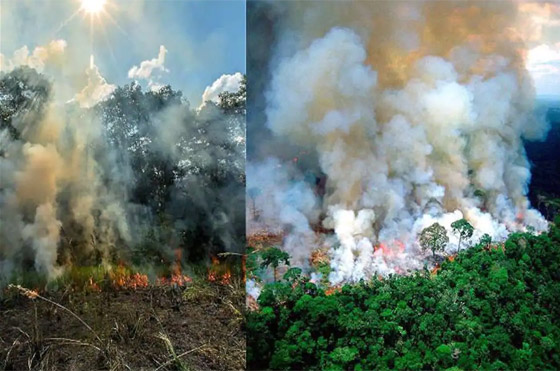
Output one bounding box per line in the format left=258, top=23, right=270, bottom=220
left=247, top=1, right=552, bottom=285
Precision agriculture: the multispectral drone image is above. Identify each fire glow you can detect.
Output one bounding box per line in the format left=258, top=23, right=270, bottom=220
left=207, top=256, right=233, bottom=285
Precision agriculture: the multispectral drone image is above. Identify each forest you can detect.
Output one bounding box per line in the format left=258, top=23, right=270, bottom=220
left=247, top=215, right=560, bottom=370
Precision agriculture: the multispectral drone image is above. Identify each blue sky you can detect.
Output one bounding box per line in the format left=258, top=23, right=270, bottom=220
left=0, top=0, right=246, bottom=106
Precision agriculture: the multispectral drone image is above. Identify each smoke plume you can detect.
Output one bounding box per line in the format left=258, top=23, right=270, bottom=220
left=247, top=1, right=552, bottom=285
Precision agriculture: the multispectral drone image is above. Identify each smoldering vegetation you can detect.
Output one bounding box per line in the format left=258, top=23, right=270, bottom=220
left=0, top=65, right=246, bottom=286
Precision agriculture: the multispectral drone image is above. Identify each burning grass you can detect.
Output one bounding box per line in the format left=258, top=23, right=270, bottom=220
left=0, top=259, right=245, bottom=370
left=247, top=231, right=284, bottom=250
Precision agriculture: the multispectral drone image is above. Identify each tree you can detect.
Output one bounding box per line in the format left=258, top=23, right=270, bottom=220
left=247, top=187, right=262, bottom=221
left=0, top=66, right=51, bottom=142
left=97, top=79, right=246, bottom=260
left=218, top=74, right=246, bottom=116
left=248, top=219, right=560, bottom=370
left=419, top=223, right=449, bottom=258
left=283, top=267, right=303, bottom=283
left=260, top=247, right=290, bottom=282
left=480, top=233, right=492, bottom=248
left=451, top=219, right=474, bottom=252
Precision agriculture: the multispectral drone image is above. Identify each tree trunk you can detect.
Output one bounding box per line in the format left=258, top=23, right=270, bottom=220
left=273, top=267, right=278, bottom=282
left=457, top=236, right=462, bottom=253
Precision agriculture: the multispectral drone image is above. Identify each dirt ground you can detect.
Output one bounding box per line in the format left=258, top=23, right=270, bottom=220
left=0, top=280, right=245, bottom=370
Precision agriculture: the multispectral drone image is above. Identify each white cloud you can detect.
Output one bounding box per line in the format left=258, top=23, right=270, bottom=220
left=527, top=43, right=560, bottom=65
left=0, top=40, right=67, bottom=72
left=128, top=45, right=168, bottom=81
left=201, top=72, right=243, bottom=106
left=527, top=43, right=560, bottom=97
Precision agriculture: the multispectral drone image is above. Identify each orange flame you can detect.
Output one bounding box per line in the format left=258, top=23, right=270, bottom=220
left=242, top=254, right=247, bottom=282
left=158, top=273, right=192, bottom=287
left=208, top=255, right=232, bottom=285
left=325, top=287, right=341, bottom=296
left=24, top=288, right=39, bottom=299
left=375, top=240, right=406, bottom=259
left=430, top=264, right=441, bottom=275
left=87, top=277, right=101, bottom=292
left=221, top=271, right=232, bottom=285
left=110, top=271, right=149, bottom=290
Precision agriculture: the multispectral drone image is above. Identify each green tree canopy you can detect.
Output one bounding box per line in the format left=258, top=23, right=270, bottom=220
left=451, top=219, right=474, bottom=252
left=248, top=220, right=560, bottom=370
left=480, top=233, right=492, bottom=247
left=260, top=247, right=290, bottom=282
left=419, top=222, right=449, bottom=258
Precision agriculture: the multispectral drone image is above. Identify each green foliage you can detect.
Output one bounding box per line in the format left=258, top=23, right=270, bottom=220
left=283, top=267, right=303, bottom=283
left=260, top=247, right=290, bottom=282
left=419, top=222, right=449, bottom=257
left=452, top=218, right=474, bottom=252
left=218, top=74, right=246, bottom=116
left=480, top=233, right=492, bottom=247
left=474, top=189, right=486, bottom=199
left=260, top=247, right=290, bottom=269
left=248, top=222, right=560, bottom=370
left=0, top=67, right=51, bottom=141
left=246, top=247, right=262, bottom=280
left=316, top=262, right=332, bottom=287
left=96, top=78, right=245, bottom=262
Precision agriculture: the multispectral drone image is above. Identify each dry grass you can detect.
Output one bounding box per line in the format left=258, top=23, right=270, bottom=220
left=1, top=277, right=245, bottom=371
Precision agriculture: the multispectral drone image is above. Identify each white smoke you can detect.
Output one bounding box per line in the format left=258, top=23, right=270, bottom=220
left=247, top=158, right=319, bottom=265
left=246, top=278, right=261, bottom=301
left=21, top=204, right=62, bottom=279
left=248, top=1, right=551, bottom=286
left=74, top=59, right=116, bottom=108
left=200, top=72, right=243, bottom=108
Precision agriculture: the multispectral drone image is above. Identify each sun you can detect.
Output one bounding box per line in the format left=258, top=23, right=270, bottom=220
left=81, top=0, right=106, bottom=14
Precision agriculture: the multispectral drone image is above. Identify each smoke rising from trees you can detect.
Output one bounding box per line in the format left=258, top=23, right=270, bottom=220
left=0, top=40, right=245, bottom=285
left=247, top=1, right=552, bottom=284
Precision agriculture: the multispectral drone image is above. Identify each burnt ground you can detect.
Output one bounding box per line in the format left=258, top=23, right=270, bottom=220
left=0, top=280, right=245, bottom=371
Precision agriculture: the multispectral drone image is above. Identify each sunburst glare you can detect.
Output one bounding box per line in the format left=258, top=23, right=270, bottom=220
left=81, top=0, right=106, bottom=14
